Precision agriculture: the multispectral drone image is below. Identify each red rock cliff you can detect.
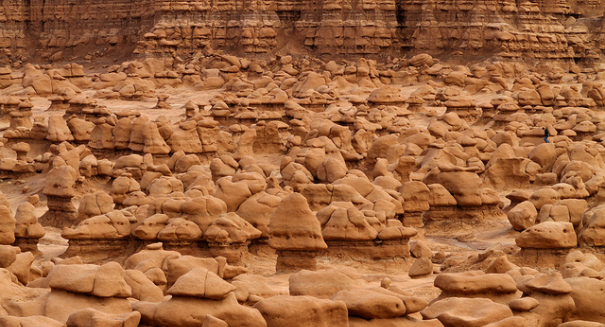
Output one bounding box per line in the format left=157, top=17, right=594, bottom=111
left=0, top=0, right=604, bottom=62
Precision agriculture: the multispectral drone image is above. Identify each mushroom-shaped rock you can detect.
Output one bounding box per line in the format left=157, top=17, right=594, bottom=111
left=12, top=142, right=30, bottom=161
left=40, top=165, right=79, bottom=228
left=154, top=94, right=171, bottom=109
left=167, top=120, right=203, bottom=153
left=268, top=193, right=327, bottom=271
left=268, top=193, right=327, bottom=251
left=516, top=271, right=575, bottom=327
left=515, top=221, right=577, bottom=248
left=44, top=165, right=77, bottom=198
left=111, top=154, right=146, bottom=179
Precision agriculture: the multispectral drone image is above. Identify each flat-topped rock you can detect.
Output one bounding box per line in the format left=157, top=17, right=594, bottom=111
left=515, top=222, right=577, bottom=249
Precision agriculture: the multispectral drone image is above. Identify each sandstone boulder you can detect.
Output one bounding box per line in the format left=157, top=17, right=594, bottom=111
left=268, top=193, right=327, bottom=251
left=515, top=222, right=577, bottom=248
left=421, top=297, right=513, bottom=327
left=0, top=205, right=15, bottom=244
left=14, top=202, right=45, bottom=239
left=254, top=295, right=348, bottom=327
left=507, top=201, right=538, bottom=231
left=66, top=309, right=141, bottom=327
left=168, top=267, right=236, bottom=300
left=289, top=268, right=365, bottom=299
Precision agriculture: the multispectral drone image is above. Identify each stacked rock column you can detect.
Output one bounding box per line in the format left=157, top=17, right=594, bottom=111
left=268, top=193, right=327, bottom=272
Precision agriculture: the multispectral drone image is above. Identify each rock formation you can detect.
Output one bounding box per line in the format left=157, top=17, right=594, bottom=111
left=268, top=192, right=327, bottom=272
left=40, top=165, right=78, bottom=228
left=1, top=9, right=605, bottom=327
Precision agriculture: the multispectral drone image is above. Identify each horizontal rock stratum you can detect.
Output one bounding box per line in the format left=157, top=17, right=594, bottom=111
left=0, top=0, right=604, bottom=61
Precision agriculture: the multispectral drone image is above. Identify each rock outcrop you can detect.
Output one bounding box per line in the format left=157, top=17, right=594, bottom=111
left=0, top=0, right=601, bottom=61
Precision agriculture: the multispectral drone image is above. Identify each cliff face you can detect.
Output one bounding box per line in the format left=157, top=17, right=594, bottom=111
left=398, top=0, right=605, bottom=59
left=136, top=0, right=400, bottom=57
left=0, top=0, right=155, bottom=61
left=0, top=0, right=604, bottom=62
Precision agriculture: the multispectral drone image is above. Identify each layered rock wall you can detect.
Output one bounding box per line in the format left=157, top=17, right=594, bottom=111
left=0, top=0, right=155, bottom=61
left=1, top=0, right=605, bottom=62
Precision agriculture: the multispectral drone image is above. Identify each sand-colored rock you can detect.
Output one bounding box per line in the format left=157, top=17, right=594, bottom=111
left=289, top=268, right=365, bottom=299
left=133, top=292, right=266, bottom=327
left=421, top=297, right=513, bottom=327
left=0, top=205, right=15, bottom=244
left=254, top=295, right=348, bottom=327
left=507, top=201, right=538, bottom=231
left=167, top=267, right=236, bottom=300
left=565, top=277, right=605, bottom=324
left=204, top=212, right=262, bottom=244
left=516, top=222, right=577, bottom=249
left=66, top=309, right=141, bottom=327
left=3, top=14, right=605, bottom=327
left=433, top=271, right=519, bottom=304
left=0, top=316, right=65, bottom=327
left=331, top=287, right=427, bottom=319
left=409, top=257, right=433, bottom=278
left=268, top=193, right=327, bottom=251
left=46, top=262, right=132, bottom=298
